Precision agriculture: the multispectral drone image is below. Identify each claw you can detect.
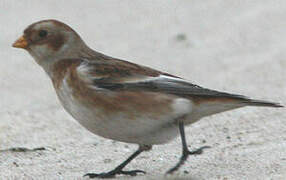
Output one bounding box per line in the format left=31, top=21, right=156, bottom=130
left=84, top=169, right=145, bottom=178
left=188, top=145, right=211, bottom=155
left=119, top=170, right=146, bottom=176
left=84, top=173, right=114, bottom=179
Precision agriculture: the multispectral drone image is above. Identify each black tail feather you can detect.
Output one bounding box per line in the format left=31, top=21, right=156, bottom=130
left=242, top=99, right=283, bottom=108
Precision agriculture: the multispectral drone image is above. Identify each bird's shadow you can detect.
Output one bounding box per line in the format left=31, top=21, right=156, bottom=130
left=0, top=147, right=46, bottom=152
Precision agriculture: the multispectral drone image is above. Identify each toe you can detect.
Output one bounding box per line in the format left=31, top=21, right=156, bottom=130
left=189, top=145, right=211, bottom=155
left=119, top=170, right=146, bottom=176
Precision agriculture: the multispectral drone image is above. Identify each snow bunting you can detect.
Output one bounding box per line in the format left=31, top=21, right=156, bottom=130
left=13, top=20, right=283, bottom=178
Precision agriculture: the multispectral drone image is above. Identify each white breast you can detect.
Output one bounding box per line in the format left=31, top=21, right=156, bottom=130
left=56, top=77, right=195, bottom=145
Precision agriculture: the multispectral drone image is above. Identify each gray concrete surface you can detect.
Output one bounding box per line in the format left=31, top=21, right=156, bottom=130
left=1, top=0, right=286, bottom=179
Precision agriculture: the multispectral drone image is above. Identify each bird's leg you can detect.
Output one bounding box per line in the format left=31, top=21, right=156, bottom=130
left=84, top=145, right=151, bottom=179
left=166, top=121, right=210, bottom=174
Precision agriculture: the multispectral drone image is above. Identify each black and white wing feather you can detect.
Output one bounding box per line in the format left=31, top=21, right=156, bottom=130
left=77, top=58, right=282, bottom=108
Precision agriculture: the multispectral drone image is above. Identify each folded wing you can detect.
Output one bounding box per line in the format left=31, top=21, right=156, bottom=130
left=77, top=58, right=282, bottom=108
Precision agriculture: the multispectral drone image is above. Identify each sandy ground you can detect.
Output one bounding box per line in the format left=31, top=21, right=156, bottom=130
left=0, top=1, right=286, bottom=179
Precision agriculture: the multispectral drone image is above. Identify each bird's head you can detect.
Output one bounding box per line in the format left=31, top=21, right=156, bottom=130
left=13, top=20, right=90, bottom=73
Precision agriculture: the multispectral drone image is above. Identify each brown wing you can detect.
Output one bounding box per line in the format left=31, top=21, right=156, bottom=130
left=77, top=58, right=282, bottom=108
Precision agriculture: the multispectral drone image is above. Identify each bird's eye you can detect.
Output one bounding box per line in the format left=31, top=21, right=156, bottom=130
left=38, top=30, right=48, bottom=38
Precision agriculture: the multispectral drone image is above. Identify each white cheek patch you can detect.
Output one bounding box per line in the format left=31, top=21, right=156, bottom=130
left=29, top=44, right=55, bottom=67
left=30, top=44, right=50, bottom=57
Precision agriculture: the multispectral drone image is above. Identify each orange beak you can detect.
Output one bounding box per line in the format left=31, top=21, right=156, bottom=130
left=12, top=36, right=28, bottom=49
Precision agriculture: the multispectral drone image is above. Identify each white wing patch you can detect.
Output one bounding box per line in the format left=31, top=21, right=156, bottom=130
left=172, top=98, right=193, bottom=118
left=77, top=60, right=190, bottom=84
left=76, top=61, right=92, bottom=83
left=76, top=61, right=108, bottom=90
left=77, top=60, right=109, bottom=84
left=76, top=61, right=199, bottom=95
left=124, top=74, right=188, bottom=84
left=158, top=75, right=188, bottom=83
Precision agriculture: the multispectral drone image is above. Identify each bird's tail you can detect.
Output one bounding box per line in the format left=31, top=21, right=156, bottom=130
left=188, top=96, right=283, bottom=121
left=242, top=99, right=283, bottom=108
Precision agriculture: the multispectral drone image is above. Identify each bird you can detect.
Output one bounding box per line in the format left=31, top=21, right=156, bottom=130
left=13, top=19, right=283, bottom=178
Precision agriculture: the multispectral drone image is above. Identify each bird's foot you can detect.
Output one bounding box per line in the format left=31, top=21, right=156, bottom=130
left=84, top=169, right=146, bottom=179
left=166, top=145, right=211, bottom=175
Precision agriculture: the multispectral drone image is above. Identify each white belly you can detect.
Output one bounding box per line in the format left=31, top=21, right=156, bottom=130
left=55, top=79, right=194, bottom=145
